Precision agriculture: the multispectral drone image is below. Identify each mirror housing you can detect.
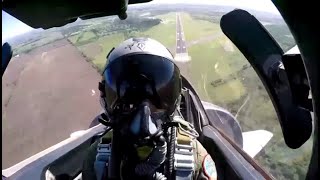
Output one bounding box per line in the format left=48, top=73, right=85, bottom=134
left=220, top=9, right=312, bottom=149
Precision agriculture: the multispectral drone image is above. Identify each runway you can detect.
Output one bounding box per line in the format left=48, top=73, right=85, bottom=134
left=174, top=13, right=190, bottom=62
left=176, top=13, right=187, bottom=54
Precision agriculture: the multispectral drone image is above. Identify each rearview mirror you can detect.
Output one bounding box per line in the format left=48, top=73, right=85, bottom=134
left=220, top=9, right=312, bottom=149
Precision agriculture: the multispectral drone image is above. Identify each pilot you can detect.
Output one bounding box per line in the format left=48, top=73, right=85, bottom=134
left=82, top=38, right=217, bottom=180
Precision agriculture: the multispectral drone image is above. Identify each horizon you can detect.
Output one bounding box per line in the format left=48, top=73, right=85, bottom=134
left=2, top=0, right=280, bottom=43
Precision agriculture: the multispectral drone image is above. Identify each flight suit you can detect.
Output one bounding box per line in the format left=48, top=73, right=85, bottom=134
left=82, top=130, right=217, bottom=180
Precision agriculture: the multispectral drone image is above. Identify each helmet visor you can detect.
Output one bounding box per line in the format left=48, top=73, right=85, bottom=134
left=103, top=53, right=181, bottom=112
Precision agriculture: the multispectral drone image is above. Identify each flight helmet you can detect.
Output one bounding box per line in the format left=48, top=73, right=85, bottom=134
left=99, top=37, right=182, bottom=118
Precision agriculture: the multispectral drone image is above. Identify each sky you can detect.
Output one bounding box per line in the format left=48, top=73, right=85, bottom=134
left=2, top=11, right=34, bottom=43
left=2, top=0, right=279, bottom=42
left=151, top=0, right=279, bottom=14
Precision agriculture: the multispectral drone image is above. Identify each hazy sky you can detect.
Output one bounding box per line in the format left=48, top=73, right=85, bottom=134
left=2, top=0, right=279, bottom=42
left=2, top=11, right=34, bottom=43
left=151, top=0, right=279, bottom=14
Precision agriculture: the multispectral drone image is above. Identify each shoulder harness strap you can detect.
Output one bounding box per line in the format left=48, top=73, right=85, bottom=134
left=173, top=116, right=198, bottom=180
left=94, top=133, right=112, bottom=180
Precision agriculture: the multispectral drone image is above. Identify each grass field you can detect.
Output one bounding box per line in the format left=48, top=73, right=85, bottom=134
left=78, top=31, right=96, bottom=42
left=68, top=34, right=81, bottom=44
left=73, top=13, right=177, bottom=71
left=68, top=32, right=125, bottom=71
left=181, top=13, right=221, bottom=42
left=142, top=13, right=176, bottom=48
left=13, top=32, right=64, bottom=55
left=187, top=35, right=247, bottom=103
left=68, top=31, right=97, bottom=46
left=92, top=33, right=125, bottom=71
left=126, top=13, right=177, bottom=50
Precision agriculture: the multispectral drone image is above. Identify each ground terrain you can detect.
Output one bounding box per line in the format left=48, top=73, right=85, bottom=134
left=2, top=39, right=101, bottom=168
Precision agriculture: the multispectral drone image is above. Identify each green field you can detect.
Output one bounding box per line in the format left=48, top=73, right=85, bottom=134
left=71, top=13, right=177, bottom=72
left=68, top=34, right=81, bottom=44
left=181, top=13, right=221, bottom=42
left=125, top=13, right=177, bottom=50
left=68, top=31, right=97, bottom=46
left=79, top=31, right=96, bottom=42
left=13, top=31, right=64, bottom=55
left=92, top=33, right=125, bottom=71
left=186, top=32, right=247, bottom=103
left=141, top=13, right=177, bottom=48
